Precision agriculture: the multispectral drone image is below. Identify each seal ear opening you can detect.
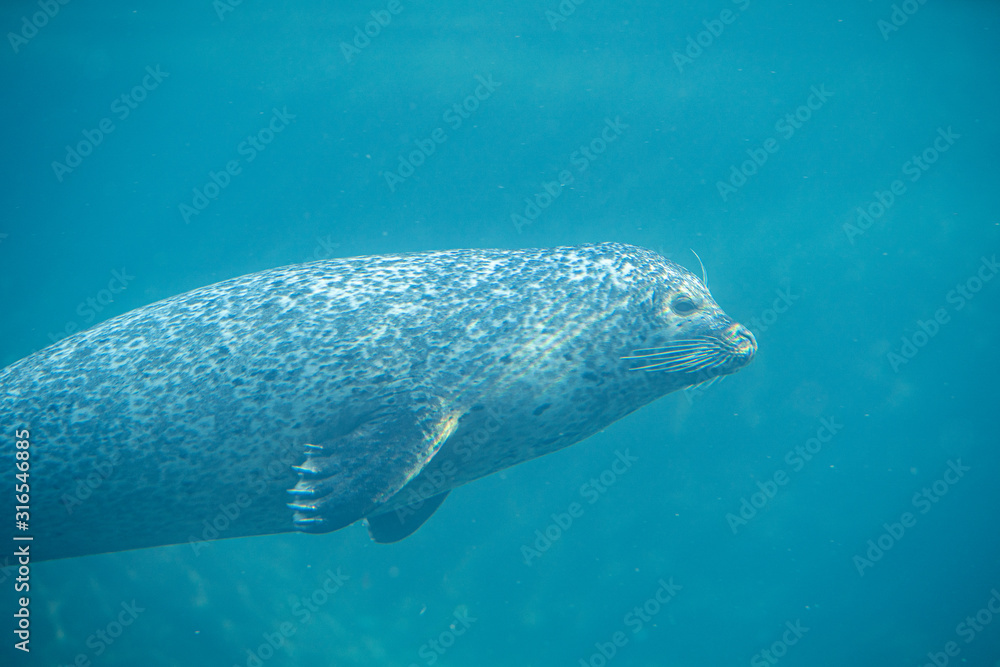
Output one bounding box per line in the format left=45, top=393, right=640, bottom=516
left=366, top=491, right=450, bottom=543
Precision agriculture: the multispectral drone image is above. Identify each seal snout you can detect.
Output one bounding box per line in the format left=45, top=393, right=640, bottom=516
left=722, top=323, right=757, bottom=364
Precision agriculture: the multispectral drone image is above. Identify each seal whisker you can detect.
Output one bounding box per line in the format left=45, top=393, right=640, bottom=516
left=684, top=357, right=726, bottom=372
left=624, top=340, right=720, bottom=357
left=660, top=353, right=718, bottom=368
left=625, top=342, right=721, bottom=361
left=628, top=342, right=734, bottom=372
left=690, top=248, right=709, bottom=289
left=629, top=351, right=713, bottom=366
left=623, top=345, right=719, bottom=361
left=624, top=348, right=715, bottom=361
left=629, top=349, right=714, bottom=362
left=629, top=342, right=713, bottom=353
left=630, top=353, right=717, bottom=372
left=695, top=376, right=721, bottom=391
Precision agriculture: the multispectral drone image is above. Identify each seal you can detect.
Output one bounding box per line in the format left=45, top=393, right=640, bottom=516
left=0, top=242, right=755, bottom=560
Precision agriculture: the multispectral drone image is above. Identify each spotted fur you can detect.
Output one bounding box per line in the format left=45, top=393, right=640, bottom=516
left=0, top=243, right=755, bottom=560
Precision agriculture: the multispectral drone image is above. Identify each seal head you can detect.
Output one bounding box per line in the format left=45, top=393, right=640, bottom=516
left=620, top=254, right=756, bottom=386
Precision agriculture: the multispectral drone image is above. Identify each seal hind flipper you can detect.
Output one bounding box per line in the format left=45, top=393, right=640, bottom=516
left=288, top=404, right=460, bottom=534
left=365, top=491, right=450, bottom=543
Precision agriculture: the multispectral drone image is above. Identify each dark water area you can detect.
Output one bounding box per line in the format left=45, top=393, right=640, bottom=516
left=1, top=1, right=999, bottom=665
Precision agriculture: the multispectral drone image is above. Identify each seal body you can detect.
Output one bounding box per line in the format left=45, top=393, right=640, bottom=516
left=0, top=243, right=755, bottom=560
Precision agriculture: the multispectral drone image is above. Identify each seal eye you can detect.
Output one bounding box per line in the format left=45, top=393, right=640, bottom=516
left=670, top=295, right=699, bottom=316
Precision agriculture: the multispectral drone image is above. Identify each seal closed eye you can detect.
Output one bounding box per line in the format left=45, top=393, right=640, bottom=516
left=670, top=295, right=700, bottom=315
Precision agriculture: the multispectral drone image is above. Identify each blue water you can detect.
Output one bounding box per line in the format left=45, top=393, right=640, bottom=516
left=2, top=1, right=999, bottom=665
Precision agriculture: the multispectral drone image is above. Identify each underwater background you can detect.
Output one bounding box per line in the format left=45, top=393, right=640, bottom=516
left=1, top=0, right=999, bottom=665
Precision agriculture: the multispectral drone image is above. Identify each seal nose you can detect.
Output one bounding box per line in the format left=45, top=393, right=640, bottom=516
left=723, top=323, right=757, bottom=359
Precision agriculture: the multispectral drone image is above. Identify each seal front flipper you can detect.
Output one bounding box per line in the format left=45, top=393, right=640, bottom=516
left=288, top=402, right=460, bottom=534
left=365, top=490, right=450, bottom=543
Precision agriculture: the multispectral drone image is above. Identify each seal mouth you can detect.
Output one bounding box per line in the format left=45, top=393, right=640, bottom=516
left=623, top=323, right=756, bottom=375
